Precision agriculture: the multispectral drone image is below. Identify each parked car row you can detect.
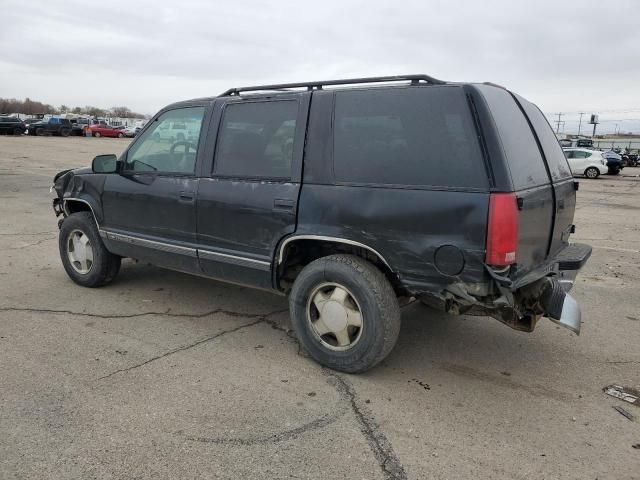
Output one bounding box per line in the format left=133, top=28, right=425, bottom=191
left=562, top=147, right=631, bottom=178
left=0, top=115, right=142, bottom=138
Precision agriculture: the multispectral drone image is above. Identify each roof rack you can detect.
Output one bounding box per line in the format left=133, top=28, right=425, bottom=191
left=220, top=74, right=445, bottom=96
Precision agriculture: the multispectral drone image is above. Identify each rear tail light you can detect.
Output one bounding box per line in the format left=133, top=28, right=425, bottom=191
left=486, top=192, right=519, bottom=266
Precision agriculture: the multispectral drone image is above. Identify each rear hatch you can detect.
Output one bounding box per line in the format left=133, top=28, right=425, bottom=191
left=474, top=85, right=576, bottom=276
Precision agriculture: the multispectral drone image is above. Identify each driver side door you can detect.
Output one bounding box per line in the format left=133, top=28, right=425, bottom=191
left=101, top=105, right=208, bottom=273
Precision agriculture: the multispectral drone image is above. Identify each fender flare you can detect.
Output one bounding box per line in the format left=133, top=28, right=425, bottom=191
left=63, top=196, right=103, bottom=227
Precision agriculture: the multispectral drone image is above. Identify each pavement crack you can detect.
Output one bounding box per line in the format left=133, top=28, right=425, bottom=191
left=6, top=236, right=55, bottom=249
left=97, top=317, right=267, bottom=381
left=0, top=306, right=285, bottom=321
left=0, top=231, right=53, bottom=236
left=184, top=412, right=343, bottom=446
left=326, top=372, right=407, bottom=480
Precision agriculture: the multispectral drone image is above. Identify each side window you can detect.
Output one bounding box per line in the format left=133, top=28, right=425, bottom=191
left=125, top=107, right=205, bottom=174
left=332, top=86, right=488, bottom=188
left=214, top=101, right=298, bottom=179
left=564, top=150, right=575, bottom=159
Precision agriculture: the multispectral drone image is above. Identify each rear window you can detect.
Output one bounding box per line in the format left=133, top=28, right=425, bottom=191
left=476, top=85, right=549, bottom=189
left=332, top=86, right=488, bottom=188
left=515, top=95, right=572, bottom=181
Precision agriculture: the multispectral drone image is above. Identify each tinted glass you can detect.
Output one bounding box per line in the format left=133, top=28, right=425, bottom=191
left=125, top=107, right=205, bottom=173
left=215, top=101, right=297, bottom=178
left=476, top=85, right=549, bottom=189
left=332, top=87, right=487, bottom=188
left=515, top=95, right=572, bottom=181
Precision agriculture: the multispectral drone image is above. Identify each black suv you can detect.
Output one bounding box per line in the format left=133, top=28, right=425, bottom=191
left=51, top=75, right=591, bottom=373
left=28, top=117, right=72, bottom=136
left=0, top=116, right=26, bottom=135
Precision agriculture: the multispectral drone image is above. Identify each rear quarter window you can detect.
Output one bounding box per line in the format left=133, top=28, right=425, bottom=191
left=476, top=85, right=549, bottom=189
left=514, top=95, right=572, bottom=181
left=332, top=86, right=488, bottom=189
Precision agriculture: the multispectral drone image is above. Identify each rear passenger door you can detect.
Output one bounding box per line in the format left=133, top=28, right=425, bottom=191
left=196, top=93, right=310, bottom=289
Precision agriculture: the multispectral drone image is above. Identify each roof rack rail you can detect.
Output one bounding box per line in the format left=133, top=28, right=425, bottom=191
left=219, top=74, right=445, bottom=96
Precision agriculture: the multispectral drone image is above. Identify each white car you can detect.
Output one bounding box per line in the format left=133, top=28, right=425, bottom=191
left=562, top=148, right=608, bottom=179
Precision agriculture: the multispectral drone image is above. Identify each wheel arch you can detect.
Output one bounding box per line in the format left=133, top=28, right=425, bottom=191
left=275, top=235, right=403, bottom=294
left=63, top=197, right=102, bottom=227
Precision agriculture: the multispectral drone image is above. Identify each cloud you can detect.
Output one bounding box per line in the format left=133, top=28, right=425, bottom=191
left=1, top=0, right=639, bottom=132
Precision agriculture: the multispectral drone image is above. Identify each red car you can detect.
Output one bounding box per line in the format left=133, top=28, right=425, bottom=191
left=87, top=124, right=125, bottom=138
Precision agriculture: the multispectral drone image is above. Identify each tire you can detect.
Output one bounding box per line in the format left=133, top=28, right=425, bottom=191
left=93, top=131, right=101, bottom=138
left=607, top=167, right=620, bottom=175
left=117, top=132, right=123, bottom=138
left=584, top=167, right=599, bottom=179
left=60, top=128, right=70, bottom=137
left=35, top=127, right=45, bottom=136
left=13, top=128, right=23, bottom=136
left=289, top=254, right=401, bottom=373
left=59, top=212, right=121, bottom=288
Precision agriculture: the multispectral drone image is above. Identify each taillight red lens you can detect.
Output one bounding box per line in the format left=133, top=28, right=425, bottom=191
left=486, top=193, right=519, bottom=266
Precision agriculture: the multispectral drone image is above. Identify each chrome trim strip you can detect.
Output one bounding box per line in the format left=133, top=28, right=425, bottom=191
left=63, top=198, right=99, bottom=226
left=277, top=235, right=391, bottom=268
left=102, top=230, right=198, bottom=257
left=198, top=249, right=271, bottom=271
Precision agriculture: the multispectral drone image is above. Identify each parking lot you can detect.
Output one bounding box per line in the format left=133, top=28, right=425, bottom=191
left=0, top=135, right=638, bottom=479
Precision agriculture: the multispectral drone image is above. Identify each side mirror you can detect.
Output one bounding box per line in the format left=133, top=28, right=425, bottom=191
left=92, top=154, right=118, bottom=173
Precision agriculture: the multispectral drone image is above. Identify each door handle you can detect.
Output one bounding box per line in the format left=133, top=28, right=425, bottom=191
left=179, top=191, right=195, bottom=203
left=273, top=198, right=295, bottom=211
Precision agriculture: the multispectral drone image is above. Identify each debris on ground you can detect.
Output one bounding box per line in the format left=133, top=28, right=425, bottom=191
left=603, top=385, right=639, bottom=406
left=613, top=406, right=636, bottom=422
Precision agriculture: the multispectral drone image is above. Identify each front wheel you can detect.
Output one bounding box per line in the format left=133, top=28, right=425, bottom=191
left=35, top=127, right=45, bottom=136
left=60, top=128, right=70, bottom=137
left=93, top=131, right=101, bottom=138
left=607, top=167, right=620, bottom=175
left=585, top=167, right=600, bottom=179
left=13, top=127, right=23, bottom=136
left=117, top=132, right=124, bottom=138
left=59, top=212, right=121, bottom=287
left=289, top=254, right=401, bottom=373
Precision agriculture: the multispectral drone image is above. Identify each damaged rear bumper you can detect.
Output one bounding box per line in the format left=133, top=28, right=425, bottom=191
left=507, top=243, right=592, bottom=334
left=426, top=243, right=592, bottom=335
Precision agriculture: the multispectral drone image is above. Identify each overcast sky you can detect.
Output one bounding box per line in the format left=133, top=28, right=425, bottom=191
left=2, top=0, right=639, bottom=133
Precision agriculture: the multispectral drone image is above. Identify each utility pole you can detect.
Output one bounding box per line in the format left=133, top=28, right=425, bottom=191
left=555, top=113, right=563, bottom=134
left=577, top=112, right=585, bottom=135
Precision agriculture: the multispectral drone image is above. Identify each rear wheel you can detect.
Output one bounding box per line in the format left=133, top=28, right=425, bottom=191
left=584, top=167, right=599, bottom=179
left=13, top=127, right=23, bottom=136
left=60, top=128, right=70, bottom=137
left=59, top=212, right=121, bottom=287
left=117, top=132, right=124, bottom=138
left=607, top=167, right=620, bottom=175
left=289, top=254, right=401, bottom=373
